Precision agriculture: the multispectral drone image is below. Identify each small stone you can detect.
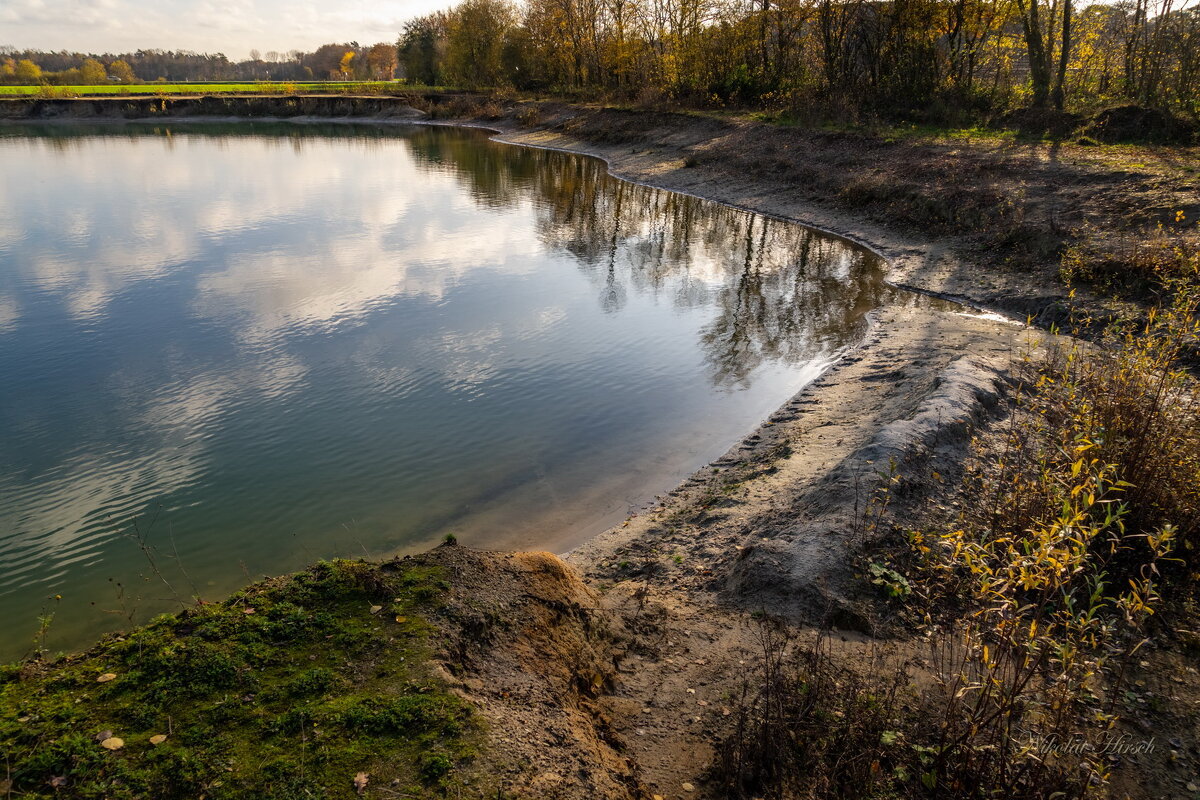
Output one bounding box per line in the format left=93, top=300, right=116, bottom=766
left=100, top=737, right=124, bottom=751
left=395, top=616, right=408, bottom=623
left=96, top=673, right=116, bottom=683
left=149, top=735, right=167, bottom=745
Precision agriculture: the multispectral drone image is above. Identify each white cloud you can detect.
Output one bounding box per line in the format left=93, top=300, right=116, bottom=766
left=2, top=0, right=447, bottom=59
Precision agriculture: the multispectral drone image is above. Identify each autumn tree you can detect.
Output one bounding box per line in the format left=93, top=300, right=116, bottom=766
left=1012, top=0, right=1074, bottom=108
left=14, top=59, right=42, bottom=84
left=445, top=0, right=516, bottom=87
left=108, top=59, right=136, bottom=83
left=80, top=58, right=106, bottom=84
left=367, top=43, right=398, bottom=79
left=309, top=43, right=349, bottom=79
left=399, top=15, right=448, bottom=85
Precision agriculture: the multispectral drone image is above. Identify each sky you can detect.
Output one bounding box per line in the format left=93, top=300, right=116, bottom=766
left=0, top=0, right=445, bottom=60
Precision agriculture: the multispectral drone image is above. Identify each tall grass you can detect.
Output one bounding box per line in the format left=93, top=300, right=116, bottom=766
left=715, top=621, right=1093, bottom=799
left=719, top=267, right=1200, bottom=798
left=1061, top=219, right=1200, bottom=300
left=950, top=280, right=1200, bottom=607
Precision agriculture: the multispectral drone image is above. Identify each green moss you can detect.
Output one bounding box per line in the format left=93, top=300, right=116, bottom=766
left=1, top=559, right=476, bottom=799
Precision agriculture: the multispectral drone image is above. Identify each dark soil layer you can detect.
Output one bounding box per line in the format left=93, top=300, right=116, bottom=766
left=0, top=93, right=440, bottom=120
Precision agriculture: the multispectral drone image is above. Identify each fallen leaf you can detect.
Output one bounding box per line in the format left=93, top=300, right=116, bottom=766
left=394, top=615, right=407, bottom=623
left=369, top=605, right=382, bottom=614
left=96, top=673, right=117, bottom=683
left=100, top=737, right=125, bottom=751
left=95, top=730, right=113, bottom=742
left=682, top=782, right=696, bottom=792
left=353, top=772, right=369, bottom=795
left=149, top=734, right=168, bottom=745
left=242, top=607, right=256, bottom=615
left=47, top=776, right=67, bottom=789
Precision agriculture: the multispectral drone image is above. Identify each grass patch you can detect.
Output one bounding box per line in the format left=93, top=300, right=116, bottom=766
left=1, top=559, right=475, bottom=799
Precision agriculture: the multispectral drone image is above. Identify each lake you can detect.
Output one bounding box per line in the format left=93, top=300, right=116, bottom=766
left=0, top=122, right=890, bottom=659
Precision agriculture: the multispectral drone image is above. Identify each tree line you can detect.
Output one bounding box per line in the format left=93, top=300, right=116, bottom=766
left=398, top=0, right=1200, bottom=116
left=5, top=0, right=1198, bottom=117
left=0, top=43, right=399, bottom=85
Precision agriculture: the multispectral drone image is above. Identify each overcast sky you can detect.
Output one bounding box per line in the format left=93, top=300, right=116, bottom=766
left=1, top=0, right=445, bottom=59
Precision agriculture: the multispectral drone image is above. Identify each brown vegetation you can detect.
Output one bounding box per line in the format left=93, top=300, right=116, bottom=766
left=395, top=0, right=1200, bottom=125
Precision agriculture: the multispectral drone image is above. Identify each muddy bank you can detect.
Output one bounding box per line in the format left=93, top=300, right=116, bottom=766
left=484, top=105, right=1198, bottom=323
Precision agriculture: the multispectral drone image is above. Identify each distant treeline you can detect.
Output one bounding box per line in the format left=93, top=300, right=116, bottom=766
left=396, top=0, right=1200, bottom=117
left=5, top=0, right=1199, bottom=119
left=0, top=43, right=399, bottom=86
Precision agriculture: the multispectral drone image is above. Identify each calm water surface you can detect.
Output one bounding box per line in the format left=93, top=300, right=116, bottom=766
left=0, top=123, right=890, bottom=658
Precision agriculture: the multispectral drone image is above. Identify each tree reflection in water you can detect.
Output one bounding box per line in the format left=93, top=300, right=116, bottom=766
left=5, top=121, right=894, bottom=389
left=408, top=127, right=892, bottom=388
